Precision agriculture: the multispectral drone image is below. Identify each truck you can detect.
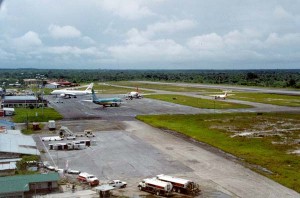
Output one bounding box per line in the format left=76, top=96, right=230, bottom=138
left=138, top=178, right=173, bottom=196
left=156, top=174, right=200, bottom=195
left=75, top=129, right=95, bottom=137
left=48, top=120, right=56, bottom=130
left=77, top=172, right=99, bottom=186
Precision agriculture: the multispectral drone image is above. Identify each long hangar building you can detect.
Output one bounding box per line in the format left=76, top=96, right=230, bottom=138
left=1, top=96, right=48, bottom=108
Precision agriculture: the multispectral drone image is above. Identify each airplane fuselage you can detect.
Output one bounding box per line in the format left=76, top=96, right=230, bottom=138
left=51, top=90, right=91, bottom=96
left=93, top=98, right=122, bottom=107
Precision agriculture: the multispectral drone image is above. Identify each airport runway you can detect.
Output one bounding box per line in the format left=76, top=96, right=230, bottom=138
left=46, top=91, right=300, bottom=121
left=134, top=81, right=300, bottom=96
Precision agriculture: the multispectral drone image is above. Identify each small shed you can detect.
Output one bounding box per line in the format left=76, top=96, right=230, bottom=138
left=32, top=122, right=40, bottom=130
left=95, top=185, right=114, bottom=198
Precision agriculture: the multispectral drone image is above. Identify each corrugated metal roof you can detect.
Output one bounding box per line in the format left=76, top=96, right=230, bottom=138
left=3, top=96, right=37, bottom=101
left=0, top=130, right=40, bottom=155
left=0, top=173, right=60, bottom=194
left=0, top=120, right=15, bottom=127
left=0, top=161, right=17, bottom=171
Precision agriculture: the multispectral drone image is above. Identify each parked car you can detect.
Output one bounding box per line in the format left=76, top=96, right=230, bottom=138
left=66, top=136, right=76, bottom=140
left=66, top=169, right=81, bottom=175
left=43, top=162, right=55, bottom=171
left=108, top=180, right=127, bottom=188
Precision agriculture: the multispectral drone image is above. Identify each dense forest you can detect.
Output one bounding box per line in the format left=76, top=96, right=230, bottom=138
left=0, top=69, right=299, bottom=89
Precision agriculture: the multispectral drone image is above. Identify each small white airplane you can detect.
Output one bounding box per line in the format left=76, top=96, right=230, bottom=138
left=125, top=87, right=143, bottom=100
left=211, top=91, right=229, bottom=100
left=51, top=83, right=94, bottom=98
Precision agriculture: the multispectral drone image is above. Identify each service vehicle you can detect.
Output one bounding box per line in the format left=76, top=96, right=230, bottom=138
left=138, top=178, right=173, bottom=196
left=48, top=120, right=56, bottom=130
left=42, top=136, right=64, bottom=141
left=156, top=174, right=200, bottom=195
left=75, top=129, right=95, bottom=137
left=66, top=136, right=76, bottom=140
left=66, top=169, right=81, bottom=175
left=77, top=172, right=99, bottom=186
left=43, top=162, right=55, bottom=171
left=108, top=180, right=127, bottom=188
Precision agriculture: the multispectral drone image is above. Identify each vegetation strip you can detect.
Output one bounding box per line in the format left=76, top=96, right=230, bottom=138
left=228, top=92, right=300, bottom=107
left=13, top=108, right=63, bottom=123
left=137, top=113, right=300, bottom=192
left=145, top=94, right=252, bottom=109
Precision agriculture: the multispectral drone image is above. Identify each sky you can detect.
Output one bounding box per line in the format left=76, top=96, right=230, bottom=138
left=0, top=0, right=299, bottom=70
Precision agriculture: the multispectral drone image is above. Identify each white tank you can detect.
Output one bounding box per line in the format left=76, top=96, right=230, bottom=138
left=156, top=174, right=191, bottom=188
left=143, top=178, right=173, bottom=192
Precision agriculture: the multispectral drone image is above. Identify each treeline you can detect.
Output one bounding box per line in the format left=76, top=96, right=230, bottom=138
left=0, top=69, right=299, bottom=89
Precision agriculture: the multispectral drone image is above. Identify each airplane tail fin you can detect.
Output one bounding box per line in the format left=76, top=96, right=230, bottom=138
left=92, top=89, right=98, bottom=101
left=86, top=83, right=94, bottom=91
left=224, top=91, right=228, bottom=97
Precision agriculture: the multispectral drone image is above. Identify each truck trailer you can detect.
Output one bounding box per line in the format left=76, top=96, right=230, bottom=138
left=156, top=174, right=200, bottom=195
left=138, top=178, right=173, bottom=196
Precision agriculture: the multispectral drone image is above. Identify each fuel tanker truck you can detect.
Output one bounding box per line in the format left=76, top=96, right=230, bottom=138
left=138, top=177, right=173, bottom=196
left=156, top=174, right=200, bottom=195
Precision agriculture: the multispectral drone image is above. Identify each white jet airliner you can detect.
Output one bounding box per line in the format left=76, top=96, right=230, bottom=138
left=211, top=91, right=230, bottom=100
left=51, top=83, right=93, bottom=98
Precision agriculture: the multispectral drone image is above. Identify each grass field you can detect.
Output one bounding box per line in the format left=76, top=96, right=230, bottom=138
left=137, top=113, right=300, bottom=192
left=111, top=81, right=219, bottom=92
left=13, top=108, right=63, bottom=123
left=226, top=92, right=300, bottom=107
left=145, top=94, right=252, bottom=109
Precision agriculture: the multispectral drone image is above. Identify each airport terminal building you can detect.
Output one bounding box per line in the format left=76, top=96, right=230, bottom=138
left=1, top=96, right=48, bottom=108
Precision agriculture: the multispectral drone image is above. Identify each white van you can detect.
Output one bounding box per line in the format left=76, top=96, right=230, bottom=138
left=48, top=120, right=56, bottom=130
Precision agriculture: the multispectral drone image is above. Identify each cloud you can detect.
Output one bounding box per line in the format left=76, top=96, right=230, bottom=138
left=95, top=0, right=164, bottom=20
left=0, top=48, right=15, bottom=60
left=142, top=19, right=196, bottom=38
left=109, top=39, right=187, bottom=62
left=13, top=31, right=42, bottom=48
left=273, top=6, right=292, bottom=19
left=265, top=33, right=300, bottom=47
left=108, top=19, right=193, bottom=61
left=187, top=33, right=224, bottom=50
left=48, top=24, right=81, bottom=39
left=45, top=46, right=103, bottom=57
left=125, top=19, right=196, bottom=44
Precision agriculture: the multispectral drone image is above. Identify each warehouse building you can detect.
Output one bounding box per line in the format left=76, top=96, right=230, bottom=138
left=0, top=130, right=40, bottom=159
left=1, top=95, right=48, bottom=108
left=0, top=172, right=60, bottom=197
